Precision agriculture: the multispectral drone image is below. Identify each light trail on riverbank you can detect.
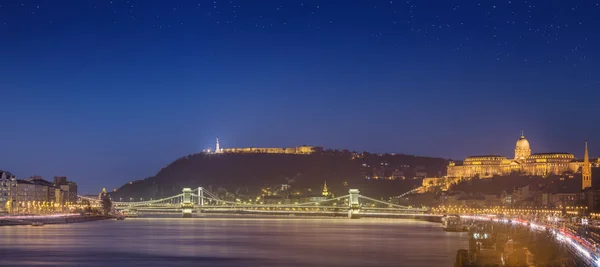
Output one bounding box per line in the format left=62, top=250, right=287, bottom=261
left=460, top=214, right=598, bottom=266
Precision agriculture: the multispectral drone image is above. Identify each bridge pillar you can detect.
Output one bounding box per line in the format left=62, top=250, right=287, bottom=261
left=348, top=189, right=361, bottom=219
left=181, top=188, right=193, bottom=218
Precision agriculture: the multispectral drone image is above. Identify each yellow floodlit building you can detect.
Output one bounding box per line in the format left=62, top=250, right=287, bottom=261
left=221, top=146, right=315, bottom=154
left=212, top=138, right=315, bottom=155
left=447, top=131, right=593, bottom=178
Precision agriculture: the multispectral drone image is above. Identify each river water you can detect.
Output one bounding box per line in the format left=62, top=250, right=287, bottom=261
left=0, top=216, right=468, bottom=267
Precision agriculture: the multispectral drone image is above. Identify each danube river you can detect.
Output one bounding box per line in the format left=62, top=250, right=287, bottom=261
left=0, top=216, right=468, bottom=267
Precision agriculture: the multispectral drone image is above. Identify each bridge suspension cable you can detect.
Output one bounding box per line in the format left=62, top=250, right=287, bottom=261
left=200, top=189, right=223, bottom=201
left=88, top=187, right=428, bottom=215
left=358, top=195, right=427, bottom=211
left=200, top=194, right=351, bottom=208
left=112, top=193, right=184, bottom=206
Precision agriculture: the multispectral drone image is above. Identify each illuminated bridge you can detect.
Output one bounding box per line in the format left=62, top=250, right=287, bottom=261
left=80, top=188, right=431, bottom=219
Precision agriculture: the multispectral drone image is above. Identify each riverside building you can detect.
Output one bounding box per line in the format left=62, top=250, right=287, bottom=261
left=0, top=171, right=16, bottom=213
left=447, top=131, right=597, bottom=180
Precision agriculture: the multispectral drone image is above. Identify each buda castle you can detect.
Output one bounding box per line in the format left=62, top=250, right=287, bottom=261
left=447, top=131, right=598, bottom=182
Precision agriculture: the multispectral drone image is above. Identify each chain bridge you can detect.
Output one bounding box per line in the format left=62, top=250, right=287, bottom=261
left=80, top=187, right=432, bottom=219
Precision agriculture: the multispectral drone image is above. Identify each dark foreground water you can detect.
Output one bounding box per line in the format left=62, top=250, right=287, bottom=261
left=0, top=216, right=468, bottom=267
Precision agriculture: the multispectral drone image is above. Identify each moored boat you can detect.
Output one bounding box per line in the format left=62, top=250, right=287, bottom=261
left=442, top=215, right=468, bottom=232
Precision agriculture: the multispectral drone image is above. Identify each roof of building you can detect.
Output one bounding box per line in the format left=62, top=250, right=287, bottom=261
left=516, top=135, right=531, bottom=150
left=0, top=170, right=15, bottom=178
left=571, top=158, right=600, bottom=163
left=531, top=152, right=573, bottom=156
left=467, top=155, right=505, bottom=158
left=465, top=155, right=507, bottom=160
left=17, top=178, right=53, bottom=186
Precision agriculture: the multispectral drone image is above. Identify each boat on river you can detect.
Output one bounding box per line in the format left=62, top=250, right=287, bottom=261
left=442, top=215, right=469, bottom=232
left=455, top=223, right=502, bottom=266
left=31, top=222, right=44, bottom=227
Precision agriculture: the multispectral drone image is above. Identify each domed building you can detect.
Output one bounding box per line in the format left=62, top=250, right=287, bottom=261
left=514, top=131, right=531, bottom=162
left=447, top=131, right=592, bottom=179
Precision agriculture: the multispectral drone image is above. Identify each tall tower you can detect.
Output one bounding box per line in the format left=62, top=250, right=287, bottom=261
left=514, top=130, right=531, bottom=161
left=582, top=141, right=592, bottom=190
left=216, top=138, right=220, bottom=153
left=322, top=181, right=329, bottom=197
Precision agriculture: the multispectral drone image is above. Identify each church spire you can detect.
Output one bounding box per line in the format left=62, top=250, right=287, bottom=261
left=322, top=181, right=329, bottom=197
left=583, top=141, right=592, bottom=190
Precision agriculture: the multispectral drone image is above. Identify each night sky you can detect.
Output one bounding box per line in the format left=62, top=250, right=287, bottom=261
left=1, top=0, right=599, bottom=193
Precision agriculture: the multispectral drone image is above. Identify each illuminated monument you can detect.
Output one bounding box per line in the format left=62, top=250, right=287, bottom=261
left=212, top=138, right=315, bottom=155
left=447, top=131, right=596, bottom=179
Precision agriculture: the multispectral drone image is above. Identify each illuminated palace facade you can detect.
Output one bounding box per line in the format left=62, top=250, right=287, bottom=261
left=207, top=138, right=316, bottom=155
left=447, top=131, right=597, bottom=178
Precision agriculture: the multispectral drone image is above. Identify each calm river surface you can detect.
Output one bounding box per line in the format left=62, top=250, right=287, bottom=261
left=0, top=216, right=468, bottom=267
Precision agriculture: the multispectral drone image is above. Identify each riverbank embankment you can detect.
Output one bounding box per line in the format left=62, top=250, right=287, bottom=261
left=0, top=215, right=112, bottom=226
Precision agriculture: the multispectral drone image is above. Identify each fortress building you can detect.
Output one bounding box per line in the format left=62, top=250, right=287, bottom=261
left=211, top=138, right=316, bottom=155
left=447, top=131, right=597, bottom=179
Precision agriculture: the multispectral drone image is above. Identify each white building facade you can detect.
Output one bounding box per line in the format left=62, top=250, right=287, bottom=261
left=0, top=171, right=17, bottom=213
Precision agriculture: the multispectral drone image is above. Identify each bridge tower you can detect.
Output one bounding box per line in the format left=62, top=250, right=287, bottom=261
left=197, top=187, right=204, bottom=213
left=181, top=188, right=193, bottom=218
left=348, top=189, right=361, bottom=219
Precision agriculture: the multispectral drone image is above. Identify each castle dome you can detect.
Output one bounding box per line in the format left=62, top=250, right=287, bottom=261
left=514, top=130, right=531, bottom=161
left=516, top=136, right=530, bottom=151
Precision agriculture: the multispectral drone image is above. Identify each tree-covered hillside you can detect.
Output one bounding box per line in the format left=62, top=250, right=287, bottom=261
left=110, top=151, right=448, bottom=200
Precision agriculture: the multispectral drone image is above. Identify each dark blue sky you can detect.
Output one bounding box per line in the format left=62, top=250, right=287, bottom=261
left=1, top=0, right=599, bottom=193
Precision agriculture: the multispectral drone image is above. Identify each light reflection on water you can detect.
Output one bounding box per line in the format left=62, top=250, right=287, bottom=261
left=0, top=216, right=468, bottom=267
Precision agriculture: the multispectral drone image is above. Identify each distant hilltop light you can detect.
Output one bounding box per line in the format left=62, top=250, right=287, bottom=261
left=205, top=138, right=316, bottom=155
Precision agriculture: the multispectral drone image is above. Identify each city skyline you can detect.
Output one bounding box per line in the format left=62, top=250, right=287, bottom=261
left=1, top=1, right=599, bottom=193
left=3, top=2, right=600, bottom=267
left=2, top=131, right=596, bottom=194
